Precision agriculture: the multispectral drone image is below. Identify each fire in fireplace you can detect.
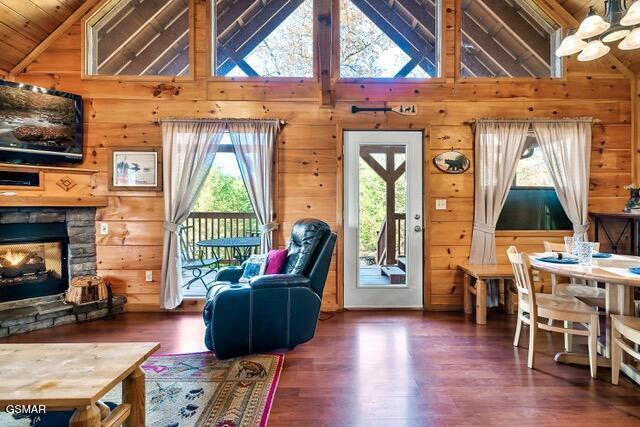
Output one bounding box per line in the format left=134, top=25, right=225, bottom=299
left=0, top=243, right=61, bottom=281
left=0, top=223, right=68, bottom=302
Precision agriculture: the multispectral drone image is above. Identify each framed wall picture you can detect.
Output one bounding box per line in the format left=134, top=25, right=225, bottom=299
left=108, top=147, right=162, bottom=191
left=433, top=150, right=470, bottom=174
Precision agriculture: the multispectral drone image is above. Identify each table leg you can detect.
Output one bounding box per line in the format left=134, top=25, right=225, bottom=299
left=504, top=279, right=515, bottom=315
left=463, top=274, right=472, bottom=315
left=69, top=405, right=100, bottom=427
left=632, top=219, right=637, bottom=256
left=476, top=279, right=487, bottom=325
left=553, top=282, right=632, bottom=370
left=123, top=366, right=145, bottom=427
left=96, top=400, right=110, bottom=419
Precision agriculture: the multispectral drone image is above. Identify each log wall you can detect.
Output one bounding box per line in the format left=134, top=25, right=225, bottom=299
left=13, top=0, right=634, bottom=311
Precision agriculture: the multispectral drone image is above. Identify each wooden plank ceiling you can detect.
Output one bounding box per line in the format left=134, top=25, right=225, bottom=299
left=558, top=0, right=640, bottom=74
left=0, top=0, right=637, bottom=76
left=0, top=0, right=84, bottom=74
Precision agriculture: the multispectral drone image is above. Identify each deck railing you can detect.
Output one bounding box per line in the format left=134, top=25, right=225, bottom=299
left=375, top=214, right=406, bottom=265
left=184, top=212, right=258, bottom=263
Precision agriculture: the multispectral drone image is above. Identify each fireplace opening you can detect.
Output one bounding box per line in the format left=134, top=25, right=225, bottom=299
left=0, top=223, right=68, bottom=303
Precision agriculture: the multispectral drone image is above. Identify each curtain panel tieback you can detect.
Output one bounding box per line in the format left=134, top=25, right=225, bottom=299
left=573, top=223, right=589, bottom=235
left=473, top=222, right=496, bottom=234
left=259, top=222, right=279, bottom=233
left=163, top=221, right=182, bottom=233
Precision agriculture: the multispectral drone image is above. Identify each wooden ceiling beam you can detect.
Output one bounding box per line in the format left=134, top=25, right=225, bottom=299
left=460, top=7, right=534, bottom=77
left=155, top=46, right=190, bottom=76
left=476, top=0, right=550, bottom=65
left=96, top=0, right=180, bottom=69
left=317, top=0, right=334, bottom=107
left=217, top=0, right=256, bottom=36
left=116, top=9, right=190, bottom=75
left=9, top=0, right=101, bottom=76
left=460, top=47, right=505, bottom=77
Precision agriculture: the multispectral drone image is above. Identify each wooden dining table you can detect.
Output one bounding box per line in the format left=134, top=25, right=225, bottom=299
left=530, top=253, right=640, bottom=384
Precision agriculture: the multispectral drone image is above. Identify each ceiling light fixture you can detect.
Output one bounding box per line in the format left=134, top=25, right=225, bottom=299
left=556, top=0, right=640, bottom=60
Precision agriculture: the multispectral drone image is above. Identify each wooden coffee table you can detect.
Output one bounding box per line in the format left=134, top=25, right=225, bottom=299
left=0, top=342, right=159, bottom=426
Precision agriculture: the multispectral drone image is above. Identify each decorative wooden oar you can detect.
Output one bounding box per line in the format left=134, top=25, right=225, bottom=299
left=351, top=104, right=418, bottom=115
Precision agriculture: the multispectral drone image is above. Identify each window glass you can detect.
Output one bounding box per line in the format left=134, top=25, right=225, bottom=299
left=86, top=0, right=191, bottom=76
left=340, top=0, right=439, bottom=78
left=460, top=0, right=561, bottom=77
left=214, top=0, right=313, bottom=77
left=497, top=137, right=571, bottom=230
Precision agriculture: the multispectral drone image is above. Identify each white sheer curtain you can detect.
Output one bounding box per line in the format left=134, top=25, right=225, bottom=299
left=470, top=121, right=530, bottom=265
left=160, top=121, right=225, bottom=309
left=228, top=120, right=280, bottom=252
left=533, top=121, right=591, bottom=240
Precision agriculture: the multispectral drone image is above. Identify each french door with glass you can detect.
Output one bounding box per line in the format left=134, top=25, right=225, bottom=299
left=343, top=130, right=424, bottom=308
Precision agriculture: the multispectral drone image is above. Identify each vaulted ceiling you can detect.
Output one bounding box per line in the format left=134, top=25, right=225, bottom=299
left=0, top=0, right=84, bottom=73
left=0, top=0, right=637, bottom=77
left=558, top=0, right=639, bottom=74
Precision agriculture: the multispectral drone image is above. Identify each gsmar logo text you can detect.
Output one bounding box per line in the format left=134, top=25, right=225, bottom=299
left=5, top=404, right=47, bottom=414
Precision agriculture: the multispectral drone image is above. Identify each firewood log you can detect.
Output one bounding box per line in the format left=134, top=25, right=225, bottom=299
left=65, top=275, right=108, bottom=305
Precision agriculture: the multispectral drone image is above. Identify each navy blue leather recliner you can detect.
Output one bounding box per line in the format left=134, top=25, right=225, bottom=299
left=203, top=218, right=337, bottom=359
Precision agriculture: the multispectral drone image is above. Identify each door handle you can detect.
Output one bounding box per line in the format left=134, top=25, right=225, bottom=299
left=414, top=225, right=424, bottom=232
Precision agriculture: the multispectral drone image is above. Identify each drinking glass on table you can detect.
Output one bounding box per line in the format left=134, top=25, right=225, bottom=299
left=575, top=241, right=596, bottom=266
left=564, top=236, right=584, bottom=256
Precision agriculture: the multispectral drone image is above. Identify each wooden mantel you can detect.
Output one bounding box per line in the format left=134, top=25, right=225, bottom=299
left=0, top=163, right=108, bottom=208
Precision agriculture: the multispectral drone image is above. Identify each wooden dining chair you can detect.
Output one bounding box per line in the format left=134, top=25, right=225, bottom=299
left=543, top=241, right=606, bottom=307
left=542, top=241, right=606, bottom=343
left=507, top=246, right=599, bottom=377
left=611, top=315, right=640, bottom=385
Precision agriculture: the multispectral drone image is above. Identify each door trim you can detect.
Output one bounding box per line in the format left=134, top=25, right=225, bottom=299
left=341, top=129, right=425, bottom=309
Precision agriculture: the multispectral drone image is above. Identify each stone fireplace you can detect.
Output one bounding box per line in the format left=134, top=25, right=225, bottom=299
left=0, top=222, right=69, bottom=302
left=0, top=207, right=125, bottom=336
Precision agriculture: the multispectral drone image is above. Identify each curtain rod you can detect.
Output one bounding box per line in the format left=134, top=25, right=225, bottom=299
left=464, top=118, right=597, bottom=124
left=152, top=117, right=287, bottom=125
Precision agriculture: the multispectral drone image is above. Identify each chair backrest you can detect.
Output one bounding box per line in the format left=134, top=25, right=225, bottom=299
left=284, top=219, right=332, bottom=276
left=179, top=225, right=195, bottom=263
left=506, top=246, right=537, bottom=315
left=543, top=241, right=600, bottom=252
left=282, top=218, right=336, bottom=297
left=543, top=240, right=600, bottom=290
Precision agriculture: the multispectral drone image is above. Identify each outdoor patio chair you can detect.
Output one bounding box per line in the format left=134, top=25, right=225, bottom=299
left=180, top=225, right=220, bottom=290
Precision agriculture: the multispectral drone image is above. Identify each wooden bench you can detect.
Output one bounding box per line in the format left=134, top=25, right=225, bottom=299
left=457, top=263, right=516, bottom=325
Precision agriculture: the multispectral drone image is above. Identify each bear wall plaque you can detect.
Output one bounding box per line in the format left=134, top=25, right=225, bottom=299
left=433, top=151, right=470, bottom=174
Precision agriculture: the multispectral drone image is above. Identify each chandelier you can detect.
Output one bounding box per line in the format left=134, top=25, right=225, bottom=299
left=556, top=0, right=640, bottom=61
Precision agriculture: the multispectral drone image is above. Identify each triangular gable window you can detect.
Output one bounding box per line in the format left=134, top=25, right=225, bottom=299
left=85, top=0, right=191, bottom=76
left=460, top=0, right=562, bottom=77
left=214, top=0, right=313, bottom=77
left=340, top=0, right=440, bottom=78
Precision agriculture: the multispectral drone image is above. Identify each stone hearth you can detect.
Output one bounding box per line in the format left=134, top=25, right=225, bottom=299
left=0, top=293, right=126, bottom=336
left=0, top=207, right=127, bottom=336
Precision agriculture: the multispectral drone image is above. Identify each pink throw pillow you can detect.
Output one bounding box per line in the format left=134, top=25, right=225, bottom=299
left=265, top=249, right=288, bottom=274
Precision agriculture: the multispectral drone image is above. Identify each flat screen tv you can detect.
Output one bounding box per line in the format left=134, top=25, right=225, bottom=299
left=0, top=79, right=83, bottom=165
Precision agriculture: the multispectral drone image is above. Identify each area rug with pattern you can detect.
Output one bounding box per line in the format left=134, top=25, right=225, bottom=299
left=1, top=351, right=284, bottom=427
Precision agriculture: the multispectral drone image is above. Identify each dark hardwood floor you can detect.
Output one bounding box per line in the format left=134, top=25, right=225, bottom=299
left=1, top=310, right=640, bottom=426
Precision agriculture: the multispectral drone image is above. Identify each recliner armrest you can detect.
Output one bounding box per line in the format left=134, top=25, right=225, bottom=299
left=249, top=274, right=310, bottom=289
left=215, top=266, right=244, bottom=283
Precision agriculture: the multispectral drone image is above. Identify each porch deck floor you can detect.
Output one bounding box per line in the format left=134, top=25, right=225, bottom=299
left=184, top=266, right=404, bottom=295
left=360, top=266, right=393, bottom=286
left=181, top=269, right=215, bottom=298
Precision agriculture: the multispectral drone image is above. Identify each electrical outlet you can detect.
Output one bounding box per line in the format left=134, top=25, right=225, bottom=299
left=435, top=199, right=447, bottom=210
left=145, top=271, right=153, bottom=282
left=99, top=222, right=109, bottom=235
